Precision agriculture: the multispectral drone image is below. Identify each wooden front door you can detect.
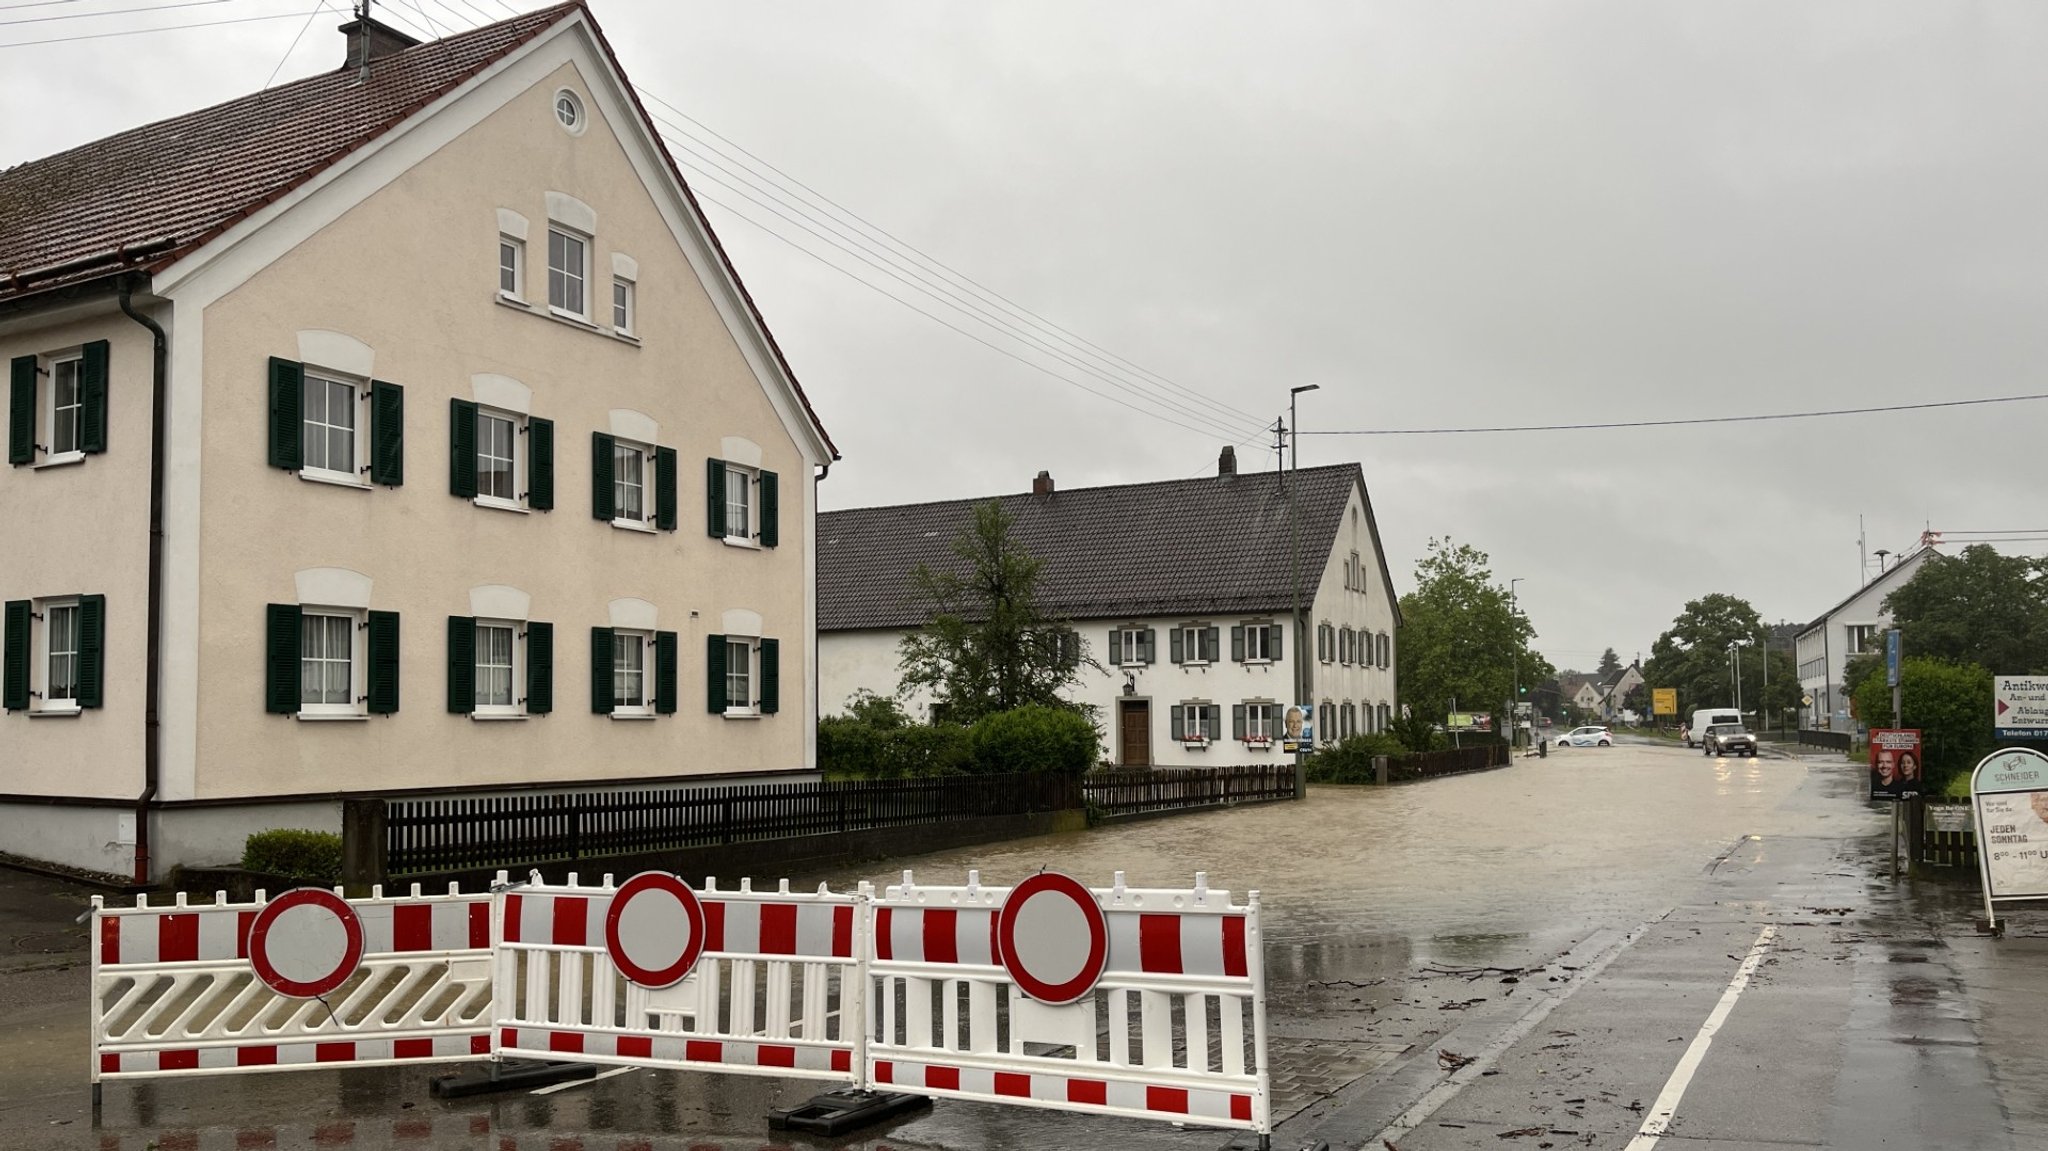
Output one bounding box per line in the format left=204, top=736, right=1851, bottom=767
left=1119, top=700, right=1151, bottom=766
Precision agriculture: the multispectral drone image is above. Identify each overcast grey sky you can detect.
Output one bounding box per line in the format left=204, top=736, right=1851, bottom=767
left=8, top=0, right=2046, bottom=670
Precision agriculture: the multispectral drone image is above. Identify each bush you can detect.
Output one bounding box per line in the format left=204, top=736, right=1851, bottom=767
left=967, top=705, right=1100, bottom=777
left=1850, top=657, right=1996, bottom=794
left=1304, top=733, right=1410, bottom=784
left=881, top=722, right=973, bottom=777
left=241, top=829, right=343, bottom=883
left=820, top=692, right=974, bottom=779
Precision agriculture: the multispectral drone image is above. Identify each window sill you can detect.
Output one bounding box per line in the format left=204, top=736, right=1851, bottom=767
left=472, top=713, right=528, bottom=722
left=1180, top=661, right=1210, bottom=668
left=497, top=294, right=643, bottom=347
left=29, top=705, right=82, bottom=718
left=611, top=518, right=657, bottom=534
left=474, top=497, right=529, bottom=515
left=549, top=305, right=596, bottom=326
left=498, top=291, right=527, bottom=306
left=722, top=709, right=761, bottom=720
left=296, top=712, right=370, bottom=722
left=612, top=329, right=639, bottom=344
left=300, top=470, right=371, bottom=491
left=609, top=712, right=656, bottom=721
left=720, top=535, right=761, bottom=550
left=32, top=452, right=85, bottom=470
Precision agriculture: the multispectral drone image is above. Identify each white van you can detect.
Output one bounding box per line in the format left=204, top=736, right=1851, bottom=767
left=1686, top=708, right=1743, bottom=748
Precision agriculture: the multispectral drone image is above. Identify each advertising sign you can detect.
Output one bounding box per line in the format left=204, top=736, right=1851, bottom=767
left=1652, top=688, right=1678, bottom=717
left=1281, top=704, right=1313, bottom=753
left=1995, top=676, right=2048, bottom=740
left=1971, top=748, right=2048, bottom=925
left=1868, top=729, right=1923, bottom=801
left=1447, top=712, right=1492, bottom=733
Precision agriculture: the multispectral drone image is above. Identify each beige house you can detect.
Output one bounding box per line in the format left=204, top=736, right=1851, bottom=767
left=0, top=6, right=836, bottom=880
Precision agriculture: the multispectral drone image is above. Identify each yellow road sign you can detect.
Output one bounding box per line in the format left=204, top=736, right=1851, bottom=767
left=1653, top=687, right=1678, bottom=716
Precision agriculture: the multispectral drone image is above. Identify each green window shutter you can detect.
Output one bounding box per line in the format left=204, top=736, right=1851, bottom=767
left=525, top=621, right=553, bottom=714
left=76, top=594, right=106, bottom=708
left=759, top=638, right=780, bottom=714
left=1170, top=629, right=1184, bottom=664
left=267, top=358, right=303, bottom=470
left=264, top=603, right=301, bottom=713
left=448, top=398, right=478, bottom=498
left=1230, top=626, right=1245, bottom=663
left=9, top=356, right=36, bottom=466
left=3, top=600, right=29, bottom=709
left=591, top=433, right=615, bottom=520
left=445, top=615, right=475, bottom=714
left=654, top=630, right=678, bottom=714
left=705, top=632, right=728, bottom=713
left=1232, top=704, right=1246, bottom=741
left=655, top=447, right=678, bottom=531
left=1141, top=628, right=1155, bottom=664
left=589, top=627, right=614, bottom=713
left=370, top=382, right=404, bottom=486
left=1106, top=628, right=1120, bottom=667
left=527, top=417, right=554, bottom=510
left=1169, top=705, right=1185, bottom=741
left=705, top=458, right=726, bottom=538
left=367, top=610, right=401, bottom=714
left=1270, top=624, right=1283, bottom=662
left=79, top=341, right=109, bottom=454
left=759, top=470, right=780, bottom=548
left=1203, top=627, right=1220, bottom=663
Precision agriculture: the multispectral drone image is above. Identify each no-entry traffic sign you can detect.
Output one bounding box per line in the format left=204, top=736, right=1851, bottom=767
left=995, top=872, right=1108, bottom=1004
left=604, top=872, right=706, bottom=989
left=246, top=889, right=366, bottom=999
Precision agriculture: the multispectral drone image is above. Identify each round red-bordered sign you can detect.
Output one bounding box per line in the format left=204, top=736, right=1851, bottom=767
left=604, top=871, right=706, bottom=989
left=996, top=872, right=1108, bottom=1005
left=247, top=888, right=366, bottom=999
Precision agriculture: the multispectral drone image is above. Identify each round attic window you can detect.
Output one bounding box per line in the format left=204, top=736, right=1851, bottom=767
left=554, top=89, right=585, bottom=134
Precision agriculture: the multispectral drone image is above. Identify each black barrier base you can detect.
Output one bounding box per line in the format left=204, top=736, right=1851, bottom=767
left=1221, top=1136, right=1321, bottom=1151
left=767, top=1089, right=932, bottom=1135
left=430, top=1059, right=595, bottom=1098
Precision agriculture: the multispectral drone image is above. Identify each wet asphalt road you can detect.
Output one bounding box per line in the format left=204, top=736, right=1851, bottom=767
left=8, top=738, right=2046, bottom=1150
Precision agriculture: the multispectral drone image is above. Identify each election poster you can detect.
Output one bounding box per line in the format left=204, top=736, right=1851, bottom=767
left=1868, top=728, right=1923, bottom=801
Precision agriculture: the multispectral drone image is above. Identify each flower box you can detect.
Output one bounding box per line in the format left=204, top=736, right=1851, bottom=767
left=1180, top=736, right=1211, bottom=749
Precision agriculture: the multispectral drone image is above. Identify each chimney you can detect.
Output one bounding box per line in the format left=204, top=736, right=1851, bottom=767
left=340, top=14, right=420, bottom=71
left=1031, top=470, right=1055, bottom=497
left=1218, top=445, right=1237, bottom=477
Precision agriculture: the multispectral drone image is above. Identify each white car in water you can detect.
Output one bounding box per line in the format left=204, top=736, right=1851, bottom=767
left=1552, top=725, right=1613, bottom=748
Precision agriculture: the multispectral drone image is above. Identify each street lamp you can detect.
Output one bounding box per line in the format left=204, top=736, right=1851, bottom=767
left=1288, top=384, right=1319, bottom=799
left=1729, top=638, right=1753, bottom=717
left=1509, top=578, right=1523, bottom=748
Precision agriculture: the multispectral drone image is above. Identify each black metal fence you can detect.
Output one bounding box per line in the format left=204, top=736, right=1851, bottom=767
left=1799, top=729, right=1852, bottom=752
left=1082, top=764, right=1298, bottom=818
left=1390, top=744, right=1512, bottom=781
left=384, top=773, right=1078, bottom=878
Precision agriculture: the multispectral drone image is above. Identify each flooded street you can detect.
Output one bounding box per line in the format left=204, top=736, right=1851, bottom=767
left=20, top=740, right=2046, bottom=1151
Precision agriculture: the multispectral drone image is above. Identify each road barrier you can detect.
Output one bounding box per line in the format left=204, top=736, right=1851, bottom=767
left=89, top=869, right=1270, bottom=1140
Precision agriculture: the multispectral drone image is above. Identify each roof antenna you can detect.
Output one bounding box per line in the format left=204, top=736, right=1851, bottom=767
left=356, top=0, right=372, bottom=85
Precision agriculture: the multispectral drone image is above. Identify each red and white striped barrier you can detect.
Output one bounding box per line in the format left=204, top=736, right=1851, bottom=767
left=867, top=869, right=1270, bottom=1135
left=492, top=872, right=868, bottom=1083
left=91, top=884, right=494, bottom=1082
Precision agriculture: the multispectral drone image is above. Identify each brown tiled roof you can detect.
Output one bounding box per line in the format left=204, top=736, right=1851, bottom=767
left=820, top=463, right=1399, bottom=630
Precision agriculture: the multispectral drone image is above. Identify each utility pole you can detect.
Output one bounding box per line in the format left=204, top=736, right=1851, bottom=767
left=1288, top=385, right=1318, bottom=800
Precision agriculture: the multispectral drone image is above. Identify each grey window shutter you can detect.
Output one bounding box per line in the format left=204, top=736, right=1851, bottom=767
left=370, top=381, right=404, bottom=486
left=705, top=459, right=727, bottom=538
left=448, top=399, right=478, bottom=498
left=1204, top=709, right=1220, bottom=740
left=367, top=610, right=400, bottom=714
left=759, top=469, right=780, bottom=547
left=1170, top=705, right=1185, bottom=740
left=264, top=603, right=301, bottom=714
left=655, top=447, right=678, bottom=531
left=76, top=594, right=105, bottom=708
left=3, top=600, right=30, bottom=709
left=591, top=432, right=615, bottom=520
left=1141, top=628, right=1155, bottom=664
left=1232, top=704, right=1246, bottom=740
left=760, top=637, right=780, bottom=714
left=1230, top=626, right=1245, bottom=663
left=527, top=417, right=554, bottom=510
left=1203, top=627, right=1220, bottom=663
left=79, top=341, right=109, bottom=454
left=446, top=616, right=475, bottom=714
left=589, top=627, right=614, bottom=713
left=266, top=358, right=303, bottom=470
left=654, top=630, right=678, bottom=714
left=524, top=621, right=553, bottom=714
left=7, top=356, right=35, bottom=465
left=705, top=633, right=728, bottom=712
left=1270, top=625, right=1283, bottom=662
left=1170, top=628, right=1184, bottom=664
left=1106, top=628, right=1121, bottom=666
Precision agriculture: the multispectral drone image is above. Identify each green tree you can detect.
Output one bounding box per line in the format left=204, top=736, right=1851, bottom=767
left=1597, top=648, right=1623, bottom=679
left=1884, top=546, right=2048, bottom=675
left=1850, top=657, right=1995, bottom=793
left=1396, top=538, right=1551, bottom=725
left=1643, top=593, right=1766, bottom=719
left=897, top=500, right=1094, bottom=724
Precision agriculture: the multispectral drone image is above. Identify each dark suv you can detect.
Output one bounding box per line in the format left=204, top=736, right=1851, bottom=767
left=1703, top=724, right=1758, bottom=758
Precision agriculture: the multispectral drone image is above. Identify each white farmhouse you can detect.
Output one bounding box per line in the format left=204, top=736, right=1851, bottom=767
left=1794, top=548, right=1937, bottom=731
left=818, top=451, right=1400, bottom=767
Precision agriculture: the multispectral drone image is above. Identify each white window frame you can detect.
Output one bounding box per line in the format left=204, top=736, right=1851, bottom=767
left=612, top=438, right=654, bottom=530
left=45, top=352, right=85, bottom=464
left=553, top=88, right=586, bottom=135
left=1245, top=702, right=1275, bottom=742
left=1244, top=624, right=1273, bottom=664
left=1117, top=628, right=1145, bottom=666
left=1844, top=624, right=1878, bottom=655
left=31, top=597, right=82, bottom=715
left=299, top=367, right=366, bottom=487
left=498, top=236, right=524, bottom=301
left=298, top=606, right=366, bottom=719
left=724, top=635, right=759, bottom=718
left=474, top=619, right=521, bottom=718
left=1182, top=701, right=1216, bottom=744
left=474, top=407, right=524, bottom=511
left=612, top=276, right=635, bottom=336
left=548, top=227, right=590, bottom=321
left=1179, top=625, right=1207, bottom=666
left=612, top=629, right=653, bottom=718
left=724, top=463, right=756, bottom=544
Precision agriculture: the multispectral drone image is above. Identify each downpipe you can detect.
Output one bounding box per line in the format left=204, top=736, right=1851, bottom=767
left=118, top=277, right=167, bottom=887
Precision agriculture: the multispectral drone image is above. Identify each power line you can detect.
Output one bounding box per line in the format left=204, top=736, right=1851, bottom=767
left=0, top=6, right=320, bottom=46
left=261, top=0, right=334, bottom=90
left=1300, top=392, right=2048, bottom=436
left=0, top=0, right=226, bottom=26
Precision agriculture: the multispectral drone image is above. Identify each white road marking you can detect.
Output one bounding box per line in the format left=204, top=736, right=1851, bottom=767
left=1624, top=922, right=1778, bottom=1149
left=1369, top=911, right=1671, bottom=1147
left=531, top=1065, right=634, bottom=1094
